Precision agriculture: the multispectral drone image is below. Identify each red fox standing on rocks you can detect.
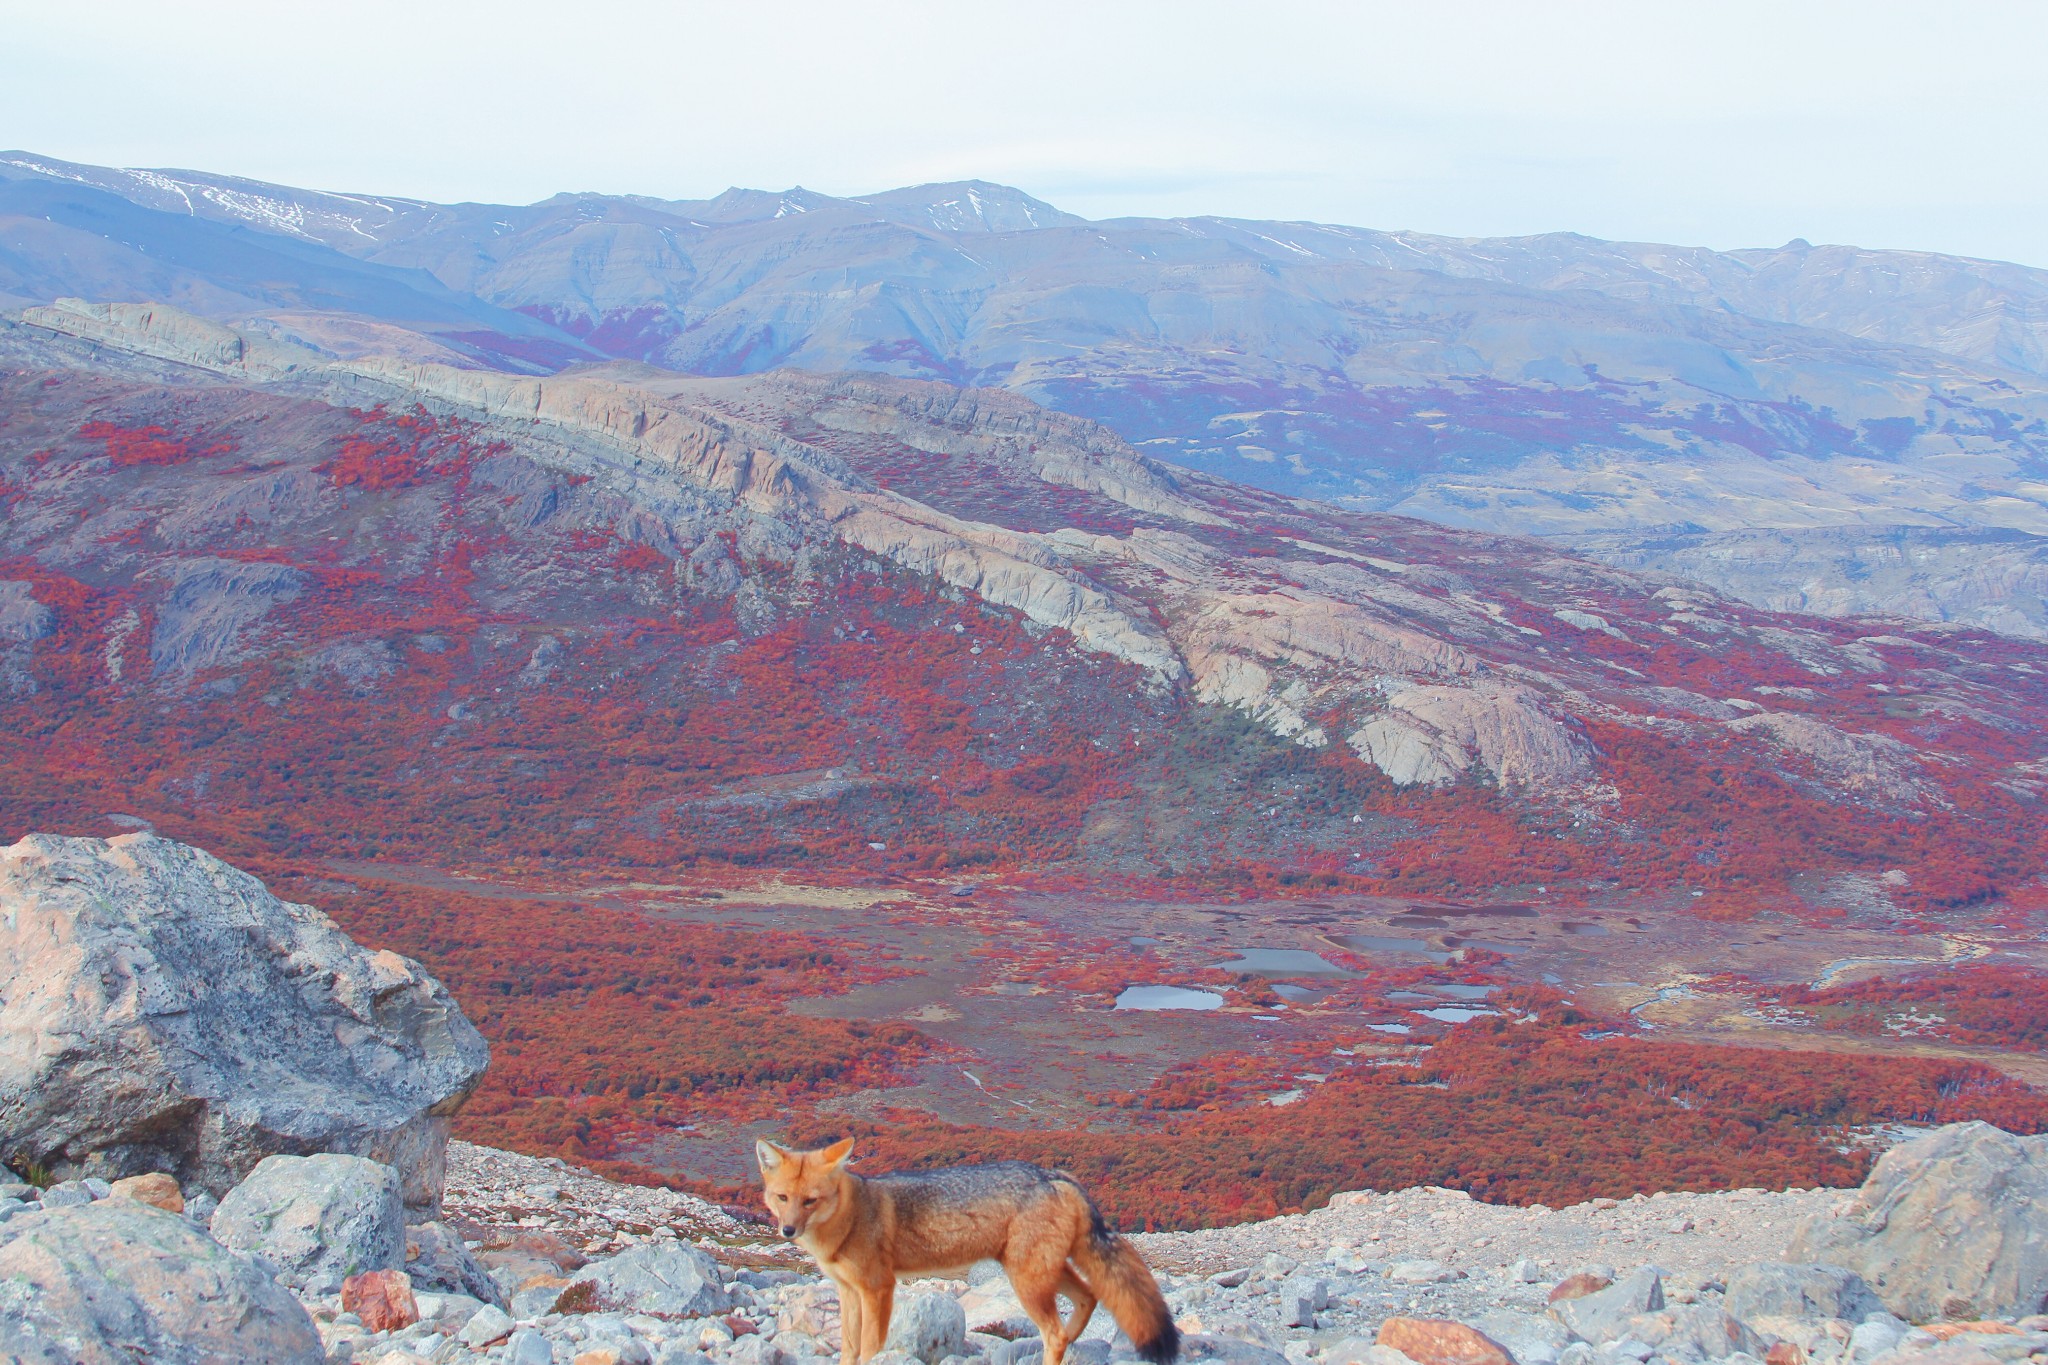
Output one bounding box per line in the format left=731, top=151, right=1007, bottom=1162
left=756, top=1139, right=1181, bottom=1365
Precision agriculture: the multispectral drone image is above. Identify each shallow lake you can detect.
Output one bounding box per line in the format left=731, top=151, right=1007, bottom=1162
left=1113, top=984, right=1226, bottom=1011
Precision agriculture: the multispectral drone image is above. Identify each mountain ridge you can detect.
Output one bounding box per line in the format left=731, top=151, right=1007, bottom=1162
left=5, top=150, right=2048, bottom=639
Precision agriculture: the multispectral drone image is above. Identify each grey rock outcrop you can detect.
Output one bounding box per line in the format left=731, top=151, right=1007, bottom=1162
left=1786, top=1122, right=2048, bottom=1322
left=207, top=1152, right=405, bottom=1295
left=1724, top=1263, right=1882, bottom=1326
left=0, top=1197, right=323, bottom=1365
left=0, top=832, right=489, bottom=1211
left=559, top=1242, right=735, bottom=1318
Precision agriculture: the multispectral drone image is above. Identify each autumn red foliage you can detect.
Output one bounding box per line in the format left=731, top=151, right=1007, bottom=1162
left=789, top=1008, right=2048, bottom=1229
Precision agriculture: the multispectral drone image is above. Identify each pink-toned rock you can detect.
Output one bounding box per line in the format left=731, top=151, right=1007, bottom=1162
left=342, top=1268, right=419, bottom=1333
left=1765, top=1343, right=1806, bottom=1365
left=1377, top=1317, right=1515, bottom=1365
left=1925, top=1323, right=2023, bottom=1341
left=107, top=1172, right=184, bottom=1213
left=1549, top=1273, right=1613, bottom=1304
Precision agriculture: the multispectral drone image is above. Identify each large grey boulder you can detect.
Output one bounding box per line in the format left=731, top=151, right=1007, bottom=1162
left=0, top=1197, right=323, bottom=1364
left=885, top=1290, right=968, bottom=1363
left=207, top=1152, right=405, bottom=1295
left=0, top=832, right=488, bottom=1212
left=1786, top=1121, right=2048, bottom=1321
left=558, top=1242, right=734, bottom=1318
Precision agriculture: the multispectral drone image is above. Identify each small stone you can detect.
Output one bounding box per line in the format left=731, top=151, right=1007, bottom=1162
left=1548, top=1274, right=1613, bottom=1304
left=1211, top=1268, right=1252, bottom=1288
left=505, top=1328, right=559, bottom=1365
left=1376, top=1319, right=1514, bottom=1365
left=1765, top=1344, right=1805, bottom=1365
left=82, top=1177, right=112, bottom=1199
left=461, top=1303, right=516, bottom=1347
left=1509, top=1260, right=1541, bottom=1284
left=1387, top=1260, right=1458, bottom=1286
left=106, top=1171, right=185, bottom=1213
left=1848, top=1320, right=1902, bottom=1359
left=1549, top=1269, right=1664, bottom=1346
left=1591, top=1199, right=1620, bottom=1211
left=41, top=1180, right=94, bottom=1208
left=342, top=1268, right=420, bottom=1333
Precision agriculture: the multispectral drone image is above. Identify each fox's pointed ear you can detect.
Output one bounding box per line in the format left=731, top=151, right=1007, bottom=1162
left=820, top=1137, right=855, bottom=1169
left=755, top=1140, right=787, bottom=1174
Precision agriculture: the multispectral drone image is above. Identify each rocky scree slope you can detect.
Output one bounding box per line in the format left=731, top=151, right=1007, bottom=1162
left=6, top=153, right=2048, bottom=637
left=4, top=302, right=2045, bottom=899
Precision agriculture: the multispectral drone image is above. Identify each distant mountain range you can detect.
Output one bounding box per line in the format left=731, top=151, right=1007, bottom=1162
left=4, top=150, right=2046, bottom=637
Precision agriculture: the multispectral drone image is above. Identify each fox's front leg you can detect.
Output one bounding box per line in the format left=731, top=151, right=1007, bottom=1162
left=834, top=1277, right=863, bottom=1365
left=858, top=1280, right=896, bottom=1364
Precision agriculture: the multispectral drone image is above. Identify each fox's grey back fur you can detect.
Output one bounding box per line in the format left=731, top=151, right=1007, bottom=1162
left=873, top=1161, right=1073, bottom=1216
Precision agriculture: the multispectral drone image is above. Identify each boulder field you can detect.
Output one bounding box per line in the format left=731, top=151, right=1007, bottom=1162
left=2, top=833, right=2045, bottom=1365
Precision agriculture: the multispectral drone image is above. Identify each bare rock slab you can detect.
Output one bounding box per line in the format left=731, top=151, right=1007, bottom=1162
left=0, top=1197, right=323, bottom=1365
left=0, top=832, right=488, bottom=1211
left=1786, top=1121, right=2048, bottom=1322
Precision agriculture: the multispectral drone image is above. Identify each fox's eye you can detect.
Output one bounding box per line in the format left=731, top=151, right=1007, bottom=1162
left=803, top=1197, right=819, bottom=1207
left=775, top=1194, right=789, bottom=1202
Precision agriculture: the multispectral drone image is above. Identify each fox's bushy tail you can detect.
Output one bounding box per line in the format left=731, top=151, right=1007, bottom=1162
left=1066, top=1194, right=1180, bottom=1365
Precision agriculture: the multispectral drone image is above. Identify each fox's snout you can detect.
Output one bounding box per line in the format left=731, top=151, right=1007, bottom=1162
left=780, top=1222, right=797, bottom=1237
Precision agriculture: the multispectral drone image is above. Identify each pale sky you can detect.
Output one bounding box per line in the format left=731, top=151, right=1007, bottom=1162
left=5, top=0, right=2046, bottom=267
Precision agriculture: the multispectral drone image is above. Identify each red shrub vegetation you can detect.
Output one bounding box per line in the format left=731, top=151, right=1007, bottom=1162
left=77, top=419, right=233, bottom=467
left=790, top=1011, right=2048, bottom=1229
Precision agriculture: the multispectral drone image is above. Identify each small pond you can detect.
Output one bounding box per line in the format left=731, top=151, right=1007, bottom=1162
left=1213, top=948, right=1355, bottom=976
left=1114, top=985, right=1225, bottom=1011
left=1328, top=934, right=1455, bottom=963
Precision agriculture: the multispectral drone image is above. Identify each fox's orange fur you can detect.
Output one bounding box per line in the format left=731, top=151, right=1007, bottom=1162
left=757, top=1139, right=1179, bottom=1365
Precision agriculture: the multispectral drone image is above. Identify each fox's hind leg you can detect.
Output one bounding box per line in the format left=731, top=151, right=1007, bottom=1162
left=1056, top=1264, right=1097, bottom=1342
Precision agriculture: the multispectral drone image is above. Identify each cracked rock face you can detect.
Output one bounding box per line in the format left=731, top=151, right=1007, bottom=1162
left=0, top=832, right=489, bottom=1211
